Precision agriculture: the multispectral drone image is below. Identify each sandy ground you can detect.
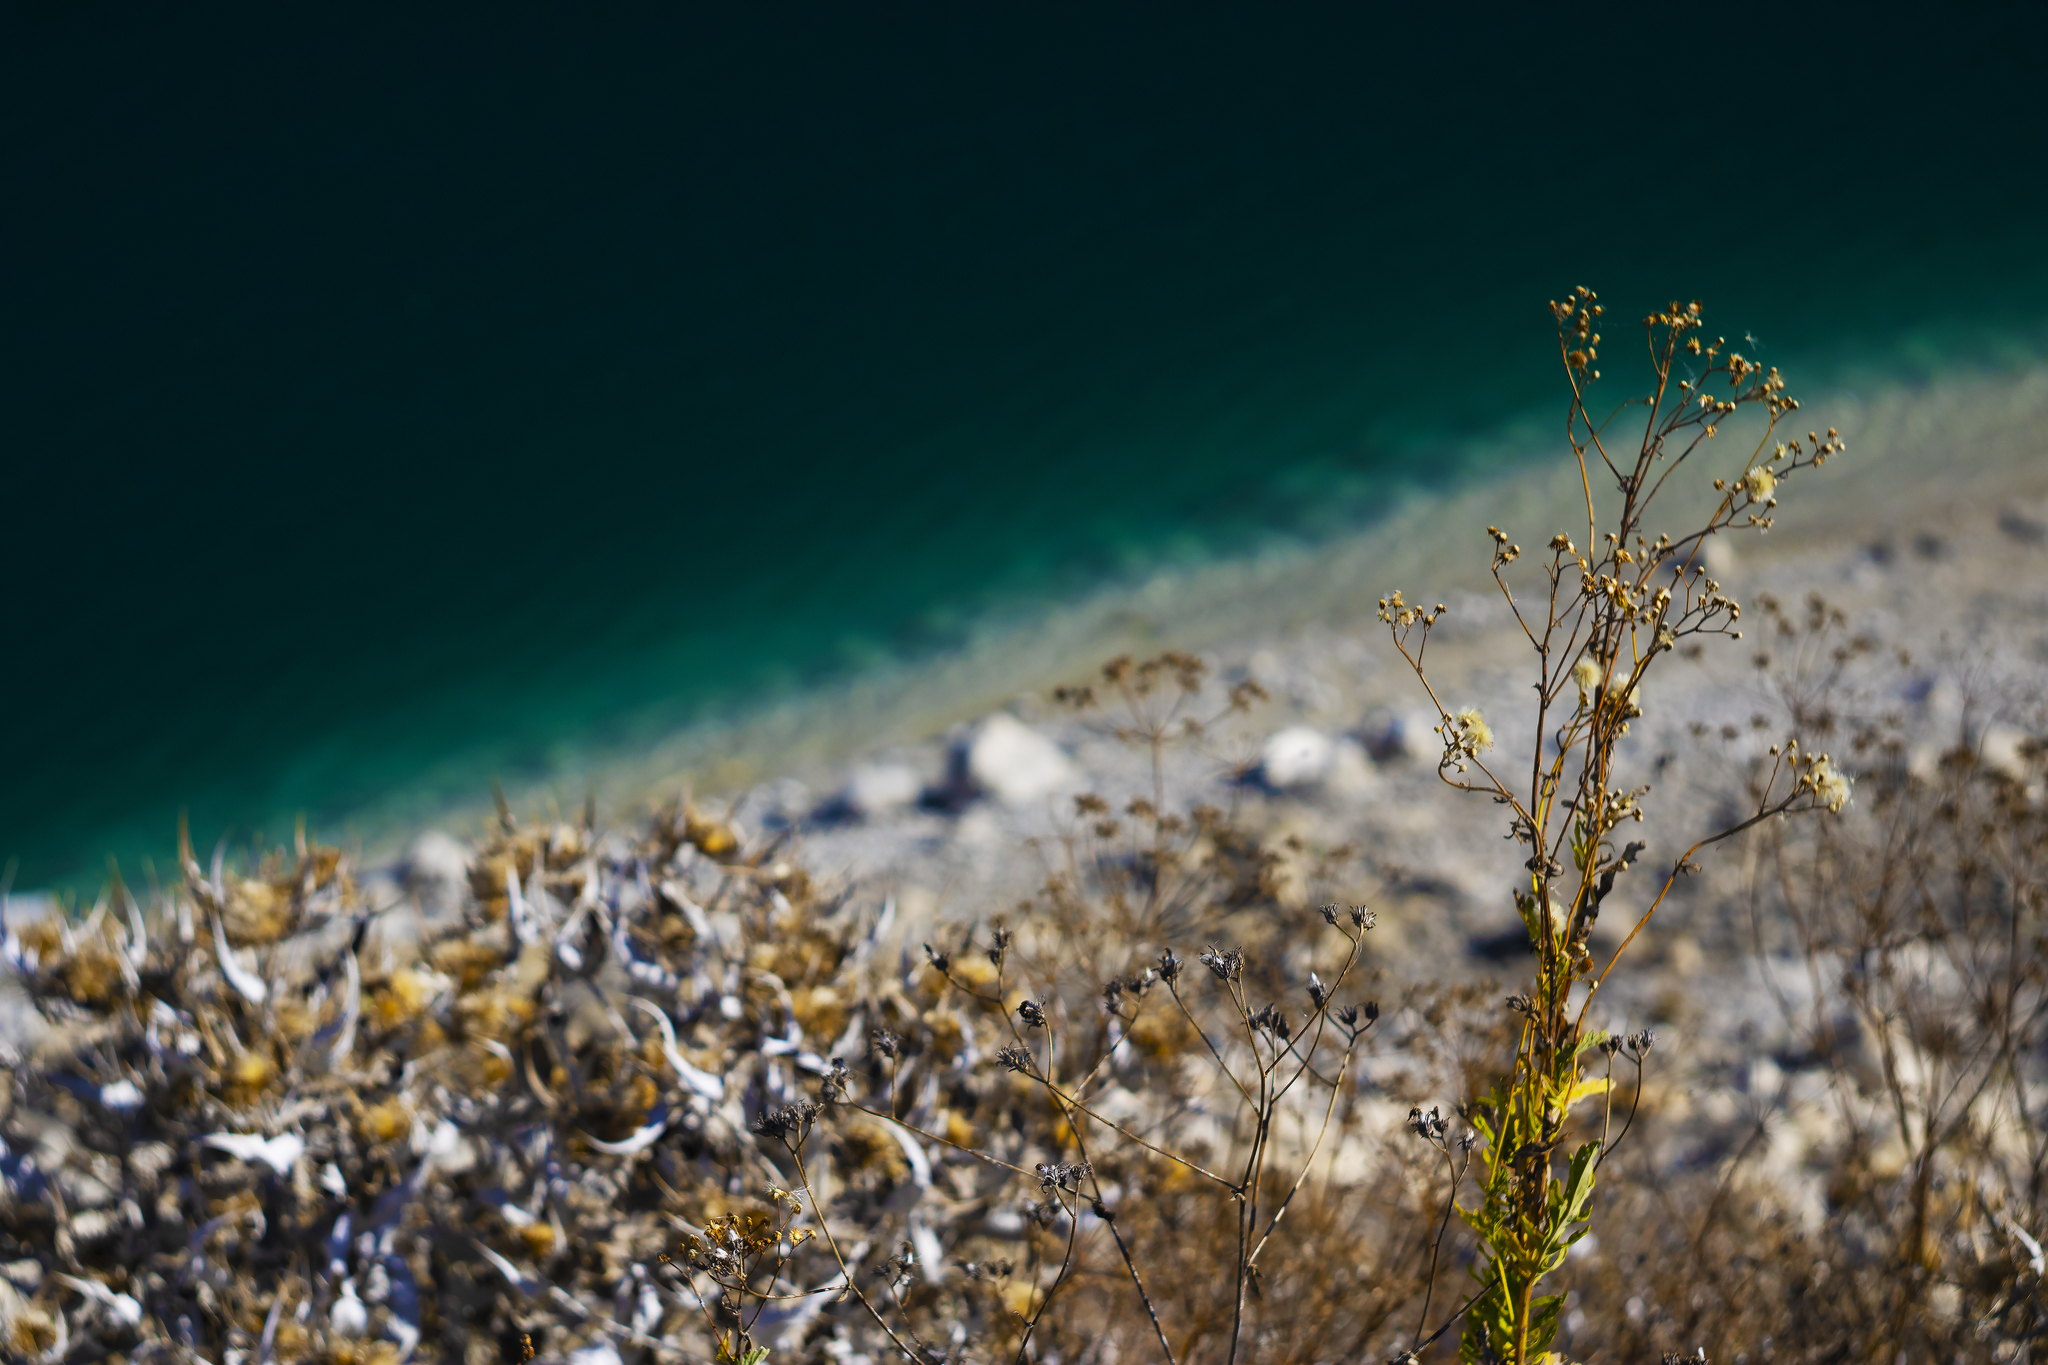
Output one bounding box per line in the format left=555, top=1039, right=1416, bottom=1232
left=584, top=360, right=2048, bottom=953
left=606, top=357, right=2047, bottom=1227
left=347, top=359, right=2048, bottom=1047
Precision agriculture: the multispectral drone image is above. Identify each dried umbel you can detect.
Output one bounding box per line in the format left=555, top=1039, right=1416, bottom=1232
left=1407, top=1106, right=1448, bottom=1143
left=1035, top=1161, right=1092, bottom=1193
left=752, top=1099, right=822, bottom=1145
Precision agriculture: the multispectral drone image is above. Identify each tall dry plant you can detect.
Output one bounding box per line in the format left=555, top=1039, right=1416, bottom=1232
left=1523, top=602, right=2048, bottom=1363
left=1375, top=288, right=1849, bottom=1363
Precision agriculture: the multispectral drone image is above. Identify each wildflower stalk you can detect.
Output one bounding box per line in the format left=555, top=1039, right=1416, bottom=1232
left=1380, top=289, right=1848, bottom=1363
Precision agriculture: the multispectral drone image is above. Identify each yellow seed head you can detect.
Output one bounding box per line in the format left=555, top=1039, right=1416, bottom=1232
left=1455, top=708, right=1494, bottom=753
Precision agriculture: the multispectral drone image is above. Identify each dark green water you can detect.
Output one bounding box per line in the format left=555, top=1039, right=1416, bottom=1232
left=6, top=6, right=2048, bottom=889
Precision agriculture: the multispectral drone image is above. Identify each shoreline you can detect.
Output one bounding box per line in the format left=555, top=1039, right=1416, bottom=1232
left=371, top=355, right=2048, bottom=869
left=12, top=355, right=2048, bottom=902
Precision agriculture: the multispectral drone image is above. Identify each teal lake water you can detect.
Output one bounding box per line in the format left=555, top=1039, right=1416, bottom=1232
left=6, top=7, right=2048, bottom=889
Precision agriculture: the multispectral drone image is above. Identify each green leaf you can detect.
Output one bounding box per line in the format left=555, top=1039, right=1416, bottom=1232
left=1557, top=1139, right=1600, bottom=1226
left=1542, top=1139, right=1602, bottom=1268
left=1560, top=1075, right=1609, bottom=1112
left=1527, top=1291, right=1567, bottom=1358
left=1459, top=1280, right=1512, bottom=1365
left=1459, top=1253, right=1521, bottom=1364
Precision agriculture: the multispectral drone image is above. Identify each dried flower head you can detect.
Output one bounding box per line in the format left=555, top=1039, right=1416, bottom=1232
left=1571, top=655, right=1602, bottom=697
left=1199, top=945, right=1244, bottom=983
left=1407, top=1106, right=1447, bottom=1143
left=1443, top=707, right=1495, bottom=766
left=1035, top=1161, right=1091, bottom=1193
left=1808, top=755, right=1853, bottom=812
left=1251, top=1003, right=1291, bottom=1041
left=752, top=1100, right=821, bottom=1145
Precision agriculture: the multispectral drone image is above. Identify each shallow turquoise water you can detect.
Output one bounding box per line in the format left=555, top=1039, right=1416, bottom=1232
left=5, top=7, right=2047, bottom=888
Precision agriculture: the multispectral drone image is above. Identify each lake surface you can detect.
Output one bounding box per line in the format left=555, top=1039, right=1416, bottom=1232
left=6, top=6, right=2047, bottom=889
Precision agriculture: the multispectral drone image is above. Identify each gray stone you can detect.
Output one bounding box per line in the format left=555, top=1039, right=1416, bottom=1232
left=1998, top=501, right=2047, bottom=545
left=838, top=763, right=925, bottom=819
left=1362, top=708, right=1440, bottom=764
left=955, top=714, right=1075, bottom=807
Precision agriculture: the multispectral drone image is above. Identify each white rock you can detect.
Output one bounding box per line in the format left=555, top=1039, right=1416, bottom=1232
left=1981, top=724, right=2030, bottom=780
left=568, top=1342, right=624, bottom=1365
left=98, top=1080, right=143, bottom=1113
left=402, top=831, right=472, bottom=918
left=839, top=763, right=924, bottom=818
left=1906, top=743, right=1942, bottom=783
left=958, top=714, right=1074, bottom=806
left=1260, top=727, right=1334, bottom=789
